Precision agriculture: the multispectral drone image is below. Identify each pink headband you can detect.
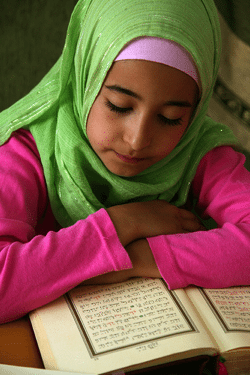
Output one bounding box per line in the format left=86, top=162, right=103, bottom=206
left=115, top=37, right=200, bottom=89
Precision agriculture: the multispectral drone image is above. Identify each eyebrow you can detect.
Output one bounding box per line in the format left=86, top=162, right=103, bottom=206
left=105, top=84, right=192, bottom=107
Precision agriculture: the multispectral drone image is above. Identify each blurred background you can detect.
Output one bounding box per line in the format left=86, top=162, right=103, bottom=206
left=0, top=0, right=78, bottom=112
left=0, top=0, right=250, bottom=164
left=208, top=0, right=250, bottom=168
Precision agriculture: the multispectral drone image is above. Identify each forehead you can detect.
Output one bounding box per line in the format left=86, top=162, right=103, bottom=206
left=103, top=60, right=199, bottom=102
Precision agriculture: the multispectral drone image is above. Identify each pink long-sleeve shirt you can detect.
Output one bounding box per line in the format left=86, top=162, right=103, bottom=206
left=0, top=129, right=250, bottom=323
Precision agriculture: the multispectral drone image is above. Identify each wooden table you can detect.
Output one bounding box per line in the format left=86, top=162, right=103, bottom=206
left=0, top=315, right=44, bottom=368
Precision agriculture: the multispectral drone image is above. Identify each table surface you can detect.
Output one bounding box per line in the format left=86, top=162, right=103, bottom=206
left=0, top=315, right=44, bottom=368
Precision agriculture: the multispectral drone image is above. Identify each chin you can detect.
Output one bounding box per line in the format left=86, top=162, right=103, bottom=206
left=105, top=164, right=142, bottom=177
left=111, top=169, right=141, bottom=177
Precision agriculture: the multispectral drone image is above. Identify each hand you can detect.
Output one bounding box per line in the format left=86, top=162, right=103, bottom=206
left=107, top=200, right=205, bottom=247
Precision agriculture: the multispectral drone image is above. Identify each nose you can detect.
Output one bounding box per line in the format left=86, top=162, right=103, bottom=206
left=123, top=115, right=152, bottom=151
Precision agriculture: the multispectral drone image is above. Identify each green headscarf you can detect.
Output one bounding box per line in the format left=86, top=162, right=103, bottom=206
left=0, top=0, right=237, bottom=227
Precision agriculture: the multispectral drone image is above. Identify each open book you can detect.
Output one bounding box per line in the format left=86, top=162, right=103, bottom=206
left=29, top=278, right=250, bottom=375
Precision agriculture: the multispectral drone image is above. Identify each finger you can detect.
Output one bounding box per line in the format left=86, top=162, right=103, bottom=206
left=179, top=208, right=198, bottom=220
left=179, top=209, right=205, bottom=226
left=183, top=218, right=206, bottom=232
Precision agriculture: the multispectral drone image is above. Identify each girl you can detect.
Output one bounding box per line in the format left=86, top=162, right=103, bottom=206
left=0, top=0, right=250, bottom=324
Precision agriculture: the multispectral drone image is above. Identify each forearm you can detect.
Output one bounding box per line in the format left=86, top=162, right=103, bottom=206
left=0, top=209, right=132, bottom=323
left=148, top=222, right=250, bottom=289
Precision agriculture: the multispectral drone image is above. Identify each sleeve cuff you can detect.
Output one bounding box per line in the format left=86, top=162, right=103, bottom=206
left=89, top=208, right=133, bottom=272
left=147, top=235, right=187, bottom=290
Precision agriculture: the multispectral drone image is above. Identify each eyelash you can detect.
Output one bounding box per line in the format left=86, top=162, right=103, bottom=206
left=105, top=100, right=183, bottom=126
left=105, top=100, right=132, bottom=114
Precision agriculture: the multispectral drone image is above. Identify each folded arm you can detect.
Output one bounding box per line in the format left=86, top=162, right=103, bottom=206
left=88, top=146, right=250, bottom=289
left=0, top=130, right=132, bottom=323
left=148, top=146, right=250, bottom=289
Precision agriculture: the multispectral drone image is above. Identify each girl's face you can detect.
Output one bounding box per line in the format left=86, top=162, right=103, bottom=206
left=86, top=59, right=198, bottom=177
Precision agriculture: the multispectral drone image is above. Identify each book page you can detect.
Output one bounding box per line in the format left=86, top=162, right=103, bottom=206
left=30, top=279, right=217, bottom=374
left=186, top=286, right=250, bottom=353
left=66, top=278, right=196, bottom=355
left=201, top=288, right=250, bottom=333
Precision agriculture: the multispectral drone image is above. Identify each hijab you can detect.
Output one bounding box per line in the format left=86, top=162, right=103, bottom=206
left=0, top=0, right=238, bottom=227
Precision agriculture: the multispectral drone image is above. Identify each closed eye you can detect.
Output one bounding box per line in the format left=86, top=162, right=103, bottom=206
left=158, top=114, right=183, bottom=126
left=105, top=100, right=183, bottom=126
left=105, top=100, right=132, bottom=114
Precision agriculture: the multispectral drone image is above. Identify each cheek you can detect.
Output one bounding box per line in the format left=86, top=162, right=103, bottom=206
left=86, top=105, right=103, bottom=149
left=157, top=126, right=188, bottom=155
left=87, top=109, right=118, bottom=149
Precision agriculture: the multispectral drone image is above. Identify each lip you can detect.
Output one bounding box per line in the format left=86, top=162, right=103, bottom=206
left=115, top=152, right=146, bottom=164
